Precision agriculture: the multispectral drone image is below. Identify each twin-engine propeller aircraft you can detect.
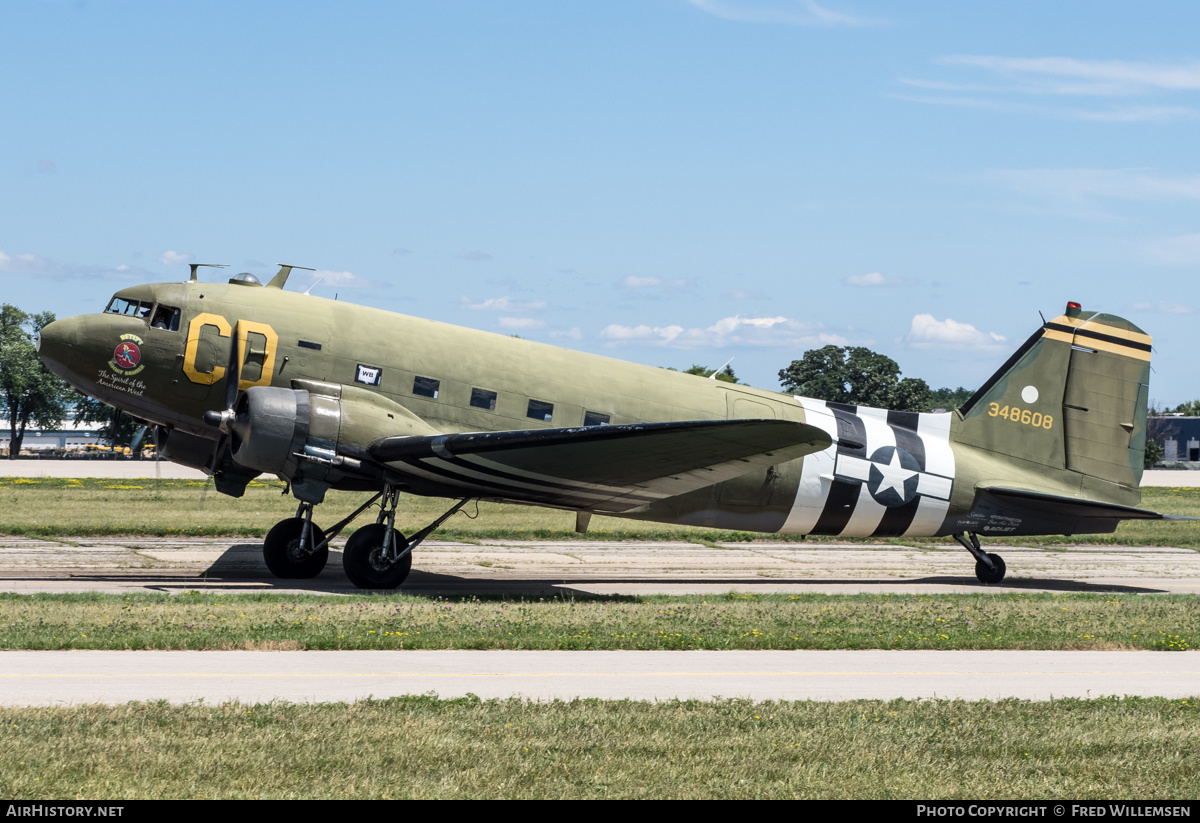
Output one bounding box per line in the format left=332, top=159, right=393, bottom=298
left=37, top=263, right=1181, bottom=588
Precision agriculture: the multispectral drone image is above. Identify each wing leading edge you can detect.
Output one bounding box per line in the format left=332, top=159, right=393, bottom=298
left=367, top=419, right=832, bottom=512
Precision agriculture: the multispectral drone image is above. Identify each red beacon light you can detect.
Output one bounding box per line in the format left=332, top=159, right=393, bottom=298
left=1065, top=301, right=1083, bottom=318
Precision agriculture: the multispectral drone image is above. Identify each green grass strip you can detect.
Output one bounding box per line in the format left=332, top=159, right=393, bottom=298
left=2, top=591, right=1197, bottom=651
left=3, top=695, right=1199, bottom=799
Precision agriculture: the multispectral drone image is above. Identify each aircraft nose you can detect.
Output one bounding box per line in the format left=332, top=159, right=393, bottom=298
left=36, top=316, right=82, bottom=380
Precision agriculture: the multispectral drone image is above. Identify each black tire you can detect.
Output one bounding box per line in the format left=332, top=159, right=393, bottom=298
left=343, top=523, right=413, bottom=589
left=263, top=517, right=329, bottom=579
left=975, top=552, right=1006, bottom=585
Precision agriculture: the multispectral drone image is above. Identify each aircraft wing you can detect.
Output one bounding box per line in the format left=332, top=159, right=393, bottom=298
left=366, top=419, right=832, bottom=512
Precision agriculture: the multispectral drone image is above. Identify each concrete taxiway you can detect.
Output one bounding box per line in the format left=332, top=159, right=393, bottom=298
left=1, top=649, right=1197, bottom=705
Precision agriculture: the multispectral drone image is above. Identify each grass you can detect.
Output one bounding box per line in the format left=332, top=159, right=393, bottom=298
left=3, top=695, right=1199, bottom=799
left=0, top=477, right=1198, bottom=547
left=1, top=591, right=1197, bottom=651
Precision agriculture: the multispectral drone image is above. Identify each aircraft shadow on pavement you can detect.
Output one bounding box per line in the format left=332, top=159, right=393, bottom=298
left=2, top=543, right=1171, bottom=596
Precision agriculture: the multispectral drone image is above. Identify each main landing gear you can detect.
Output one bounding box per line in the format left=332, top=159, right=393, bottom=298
left=953, top=532, right=1007, bottom=585
left=343, top=489, right=470, bottom=590
left=260, top=487, right=470, bottom=589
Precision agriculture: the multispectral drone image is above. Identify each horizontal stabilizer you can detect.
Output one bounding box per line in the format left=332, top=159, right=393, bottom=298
left=368, top=419, right=832, bottom=512
left=955, top=486, right=1194, bottom=537
left=981, top=487, right=1168, bottom=521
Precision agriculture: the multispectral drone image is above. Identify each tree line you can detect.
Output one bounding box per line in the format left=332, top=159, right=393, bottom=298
left=676, top=346, right=973, bottom=413
left=0, top=304, right=130, bottom=458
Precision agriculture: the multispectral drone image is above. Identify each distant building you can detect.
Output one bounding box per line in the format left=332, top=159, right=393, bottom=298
left=1148, top=416, right=1200, bottom=463
left=0, top=420, right=104, bottom=452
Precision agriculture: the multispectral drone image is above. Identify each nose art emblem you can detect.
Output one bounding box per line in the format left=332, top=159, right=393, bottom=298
left=109, top=334, right=145, bottom=376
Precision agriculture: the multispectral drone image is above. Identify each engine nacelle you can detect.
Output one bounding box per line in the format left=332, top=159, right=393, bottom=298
left=229, top=381, right=438, bottom=499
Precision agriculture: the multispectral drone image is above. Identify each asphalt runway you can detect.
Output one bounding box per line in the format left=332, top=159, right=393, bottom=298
left=2, top=650, right=1198, bottom=705
left=2, top=535, right=1199, bottom=596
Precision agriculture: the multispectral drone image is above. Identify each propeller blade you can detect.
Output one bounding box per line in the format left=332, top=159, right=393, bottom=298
left=202, top=321, right=244, bottom=433
left=224, top=320, right=243, bottom=412
left=130, top=424, right=148, bottom=454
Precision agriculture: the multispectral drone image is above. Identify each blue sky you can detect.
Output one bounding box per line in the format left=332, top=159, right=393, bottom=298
left=3, top=0, right=1198, bottom=404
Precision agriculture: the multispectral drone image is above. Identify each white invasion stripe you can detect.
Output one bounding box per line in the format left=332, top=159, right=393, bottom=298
left=917, top=412, right=955, bottom=478
left=907, top=411, right=956, bottom=536
left=780, top=397, right=839, bottom=535
left=838, top=410, right=895, bottom=536
left=904, top=495, right=952, bottom=537
left=916, top=473, right=953, bottom=500
left=461, top=454, right=670, bottom=499
left=834, top=454, right=872, bottom=483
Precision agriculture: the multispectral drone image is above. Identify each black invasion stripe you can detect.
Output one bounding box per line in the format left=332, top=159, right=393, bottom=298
left=887, top=411, right=926, bottom=471
left=391, top=457, right=604, bottom=509
left=871, top=496, right=921, bottom=537
left=809, top=480, right=861, bottom=536
left=448, top=454, right=661, bottom=505
left=826, top=401, right=858, bottom=414
left=1071, top=326, right=1152, bottom=353
left=829, top=408, right=867, bottom=458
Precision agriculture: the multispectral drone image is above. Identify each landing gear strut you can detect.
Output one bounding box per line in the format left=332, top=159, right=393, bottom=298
left=262, top=491, right=384, bottom=580
left=953, top=532, right=1007, bottom=585
left=343, top=489, right=470, bottom=590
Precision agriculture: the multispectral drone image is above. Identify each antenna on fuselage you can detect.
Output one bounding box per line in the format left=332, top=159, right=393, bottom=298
left=267, top=263, right=316, bottom=290
left=302, top=272, right=327, bottom=295
left=188, top=263, right=228, bottom=282
left=709, top=356, right=735, bottom=379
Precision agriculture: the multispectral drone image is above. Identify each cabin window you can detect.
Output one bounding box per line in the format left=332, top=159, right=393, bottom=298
left=105, top=297, right=152, bottom=318
left=583, top=411, right=610, bottom=427
left=150, top=305, right=180, bottom=331
left=413, top=376, right=440, bottom=399
left=527, top=399, right=554, bottom=423
left=470, top=388, right=497, bottom=411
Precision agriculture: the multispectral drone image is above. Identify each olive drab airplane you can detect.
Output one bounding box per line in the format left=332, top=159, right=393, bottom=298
left=36, top=263, right=1184, bottom=589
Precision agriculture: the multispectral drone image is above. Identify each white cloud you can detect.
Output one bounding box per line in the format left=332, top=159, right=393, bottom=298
left=905, top=314, right=1006, bottom=350
left=900, top=56, right=1200, bottom=121
left=938, top=56, right=1200, bottom=95
left=619, top=275, right=691, bottom=290
left=309, top=269, right=377, bottom=289
left=984, top=168, right=1200, bottom=220
left=159, top=250, right=192, bottom=267
left=497, top=316, right=545, bottom=330
left=1130, top=301, right=1194, bottom=315
left=994, top=168, right=1200, bottom=202
left=843, top=271, right=914, bottom=287
left=36, top=159, right=55, bottom=173
left=686, top=0, right=877, bottom=27
left=601, top=314, right=848, bottom=349
left=0, top=251, right=153, bottom=281
left=550, top=327, right=583, bottom=340
left=1145, top=232, right=1200, bottom=266
left=463, top=296, right=548, bottom=312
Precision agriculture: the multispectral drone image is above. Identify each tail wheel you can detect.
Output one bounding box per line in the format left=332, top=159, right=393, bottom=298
left=263, top=517, right=329, bottom=579
left=343, top=523, right=413, bottom=589
left=975, top=552, right=1006, bottom=585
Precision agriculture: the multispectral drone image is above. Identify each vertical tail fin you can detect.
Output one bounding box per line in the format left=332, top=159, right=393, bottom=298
left=955, top=303, right=1150, bottom=499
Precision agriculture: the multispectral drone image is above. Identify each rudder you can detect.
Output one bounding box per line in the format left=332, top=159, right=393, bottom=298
left=955, top=303, right=1150, bottom=495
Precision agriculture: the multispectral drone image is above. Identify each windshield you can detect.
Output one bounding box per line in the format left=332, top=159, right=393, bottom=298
left=105, top=297, right=152, bottom=318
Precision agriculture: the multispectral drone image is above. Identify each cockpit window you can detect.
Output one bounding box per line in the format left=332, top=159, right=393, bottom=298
left=151, top=305, right=181, bottom=331
left=105, top=297, right=152, bottom=318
